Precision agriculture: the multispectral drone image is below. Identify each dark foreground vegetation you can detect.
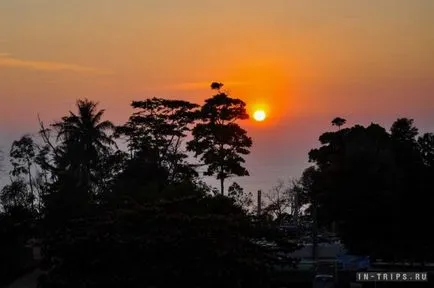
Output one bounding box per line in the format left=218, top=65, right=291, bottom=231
left=1, top=82, right=434, bottom=287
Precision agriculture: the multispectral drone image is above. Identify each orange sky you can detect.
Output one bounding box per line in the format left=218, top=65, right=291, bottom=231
left=1, top=0, right=433, bottom=192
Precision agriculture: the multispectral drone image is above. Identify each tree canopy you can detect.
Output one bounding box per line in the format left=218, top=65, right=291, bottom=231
left=3, top=85, right=434, bottom=287
left=187, top=82, right=252, bottom=195
left=304, top=118, right=434, bottom=262
left=0, top=85, right=293, bottom=288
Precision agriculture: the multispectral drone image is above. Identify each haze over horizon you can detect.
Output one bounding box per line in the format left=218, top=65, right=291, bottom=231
left=1, top=0, right=433, bottom=193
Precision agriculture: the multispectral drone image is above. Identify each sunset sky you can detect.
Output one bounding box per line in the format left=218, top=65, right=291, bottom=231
left=1, top=0, right=433, bottom=193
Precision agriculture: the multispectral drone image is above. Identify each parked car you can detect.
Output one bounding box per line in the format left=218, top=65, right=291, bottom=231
left=313, top=274, right=334, bottom=288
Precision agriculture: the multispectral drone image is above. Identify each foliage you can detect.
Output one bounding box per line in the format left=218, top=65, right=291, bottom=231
left=8, top=135, right=38, bottom=210
left=50, top=99, right=116, bottom=186
left=263, top=180, right=291, bottom=219
left=228, top=181, right=253, bottom=210
left=4, top=91, right=434, bottom=286
left=306, top=118, right=434, bottom=262
left=39, top=187, right=276, bottom=288
left=331, top=117, right=346, bottom=129
left=418, top=132, right=434, bottom=167
left=187, top=82, right=252, bottom=195
left=10, top=135, right=36, bottom=178
left=262, top=179, right=308, bottom=221
left=115, top=98, right=200, bottom=186
left=39, top=99, right=116, bottom=216
left=0, top=207, right=36, bottom=285
left=0, top=93, right=335, bottom=286
left=1, top=179, right=32, bottom=212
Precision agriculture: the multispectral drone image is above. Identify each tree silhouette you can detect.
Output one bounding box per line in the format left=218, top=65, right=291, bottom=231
left=391, top=118, right=418, bottom=143
left=38, top=182, right=280, bottom=288
left=306, top=118, right=434, bottom=262
left=388, top=118, right=427, bottom=261
left=51, top=99, right=116, bottom=189
left=210, top=82, right=224, bottom=90
left=331, top=117, right=346, bottom=130
left=287, top=179, right=308, bottom=224
left=263, top=180, right=291, bottom=219
left=1, top=179, right=30, bottom=211
left=0, top=204, right=35, bottom=285
left=308, top=123, right=400, bottom=258
left=37, top=99, right=116, bottom=222
left=418, top=132, right=434, bottom=167
left=115, top=98, right=200, bottom=186
left=1, top=94, right=304, bottom=288
left=9, top=135, right=37, bottom=210
left=187, top=82, right=252, bottom=195
left=228, top=181, right=253, bottom=210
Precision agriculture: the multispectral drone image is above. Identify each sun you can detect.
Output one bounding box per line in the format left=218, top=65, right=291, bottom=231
left=253, top=110, right=266, bottom=122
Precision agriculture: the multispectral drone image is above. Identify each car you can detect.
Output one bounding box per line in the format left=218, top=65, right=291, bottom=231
left=313, top=274, right=335, bottom=288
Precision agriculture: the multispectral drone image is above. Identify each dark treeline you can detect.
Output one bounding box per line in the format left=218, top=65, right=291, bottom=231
left=308, top=117, right=434, bottom=263
left=1, top=81, right=434, bottom=287
left=0, top=83, right=297, bottom=288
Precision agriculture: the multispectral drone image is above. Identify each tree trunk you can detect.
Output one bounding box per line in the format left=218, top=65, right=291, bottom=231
left=312, top=199, right=318, bottom=264
left=293, top=190, right=300, bottom=238
left=257, top=190, right=262, bottom=217
left=27, top=160, right=34, bottom=210
left=220, top=177, right=224, bottom=195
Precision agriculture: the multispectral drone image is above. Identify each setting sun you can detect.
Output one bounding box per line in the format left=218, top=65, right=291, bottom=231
left=253, top=110, right=267, bottom=122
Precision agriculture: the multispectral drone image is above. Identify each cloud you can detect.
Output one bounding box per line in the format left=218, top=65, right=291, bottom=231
left=0, top=53, right=112, bottom=74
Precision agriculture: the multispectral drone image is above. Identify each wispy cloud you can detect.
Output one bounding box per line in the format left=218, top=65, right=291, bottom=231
left=0, top=53, right=112, bottom=75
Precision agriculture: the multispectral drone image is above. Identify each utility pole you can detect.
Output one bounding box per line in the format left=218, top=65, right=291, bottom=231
left=312, top=198, right=318, bottom=268
left=293, top=186, right=300, bottom=238
left=257, top=190, right=262, bottom=217
left=293, top=185, right=300, bottom=227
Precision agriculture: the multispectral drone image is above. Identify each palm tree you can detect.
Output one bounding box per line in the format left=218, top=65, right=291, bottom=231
left=52, top=99, right=116, bottom=187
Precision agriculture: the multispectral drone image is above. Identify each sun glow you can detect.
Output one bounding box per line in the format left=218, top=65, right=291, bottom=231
left=253, top=110, right=267, bottom=122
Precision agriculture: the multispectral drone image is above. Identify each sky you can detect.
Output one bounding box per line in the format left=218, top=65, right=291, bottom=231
left=0, top=0, right=433, bottom=194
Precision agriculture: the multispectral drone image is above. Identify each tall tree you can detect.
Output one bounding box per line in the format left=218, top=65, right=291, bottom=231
left=331, top=117, right=346, bottom=130
left=287, top=179, right=309, bottom=224
left=389, top=118, right=426, bottom=261
left=51, top=99, right=116, bottom=188
left=306, top=119, right=434, bottom=262
left=228, top=181, right=253, bottom=210
left=299, top=166, right=321, bottom=261
left=38, top=99, right=116, bottom=218
left=115, top=98, right=199, bottom=186
left=9, top=135, right=37, bottom=209
left=308, top=122, right=400, bottom=259
left=390, top=118, right=418, bottom=143
left=418, top=132, right=434, bottom=260
left=187, top=82, right=252, bottom=195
